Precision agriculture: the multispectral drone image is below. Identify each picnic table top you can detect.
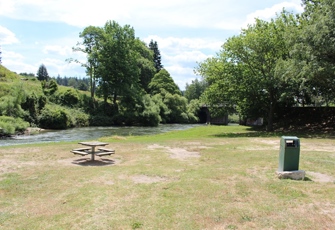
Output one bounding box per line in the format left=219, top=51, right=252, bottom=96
left=78, top=141, right=108, bottom=147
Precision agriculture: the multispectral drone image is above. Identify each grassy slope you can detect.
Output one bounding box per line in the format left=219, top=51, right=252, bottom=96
left=0, top=65, right=43, bottom=97
left=0, top=125, right=334, bottom=229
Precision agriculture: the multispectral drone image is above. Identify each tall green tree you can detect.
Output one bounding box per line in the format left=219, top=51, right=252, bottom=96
left=37, top=64, right=50, bottom=81
left=135, top=39, right=156, bottom=93
left=149, top=40, right=163, bottom=72
left=96, top=20, right=140, bottom=110
left=197, top=12, right=295, bottom=131
left=184, top=78, right=207, bottom=102
left=149, top=69, right=181, bottom=96
left=286, top=0, right=335, bottom=106
left=68, top=26, right=104, bottom=103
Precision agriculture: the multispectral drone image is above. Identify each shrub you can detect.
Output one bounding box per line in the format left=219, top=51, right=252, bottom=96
left=89, top=115, right=114, bottom=126
left=62, top=89, right=80, bottom=107
left=69, top=109, right=89, bottom=127
left=38, top=105, right=73, bottom=129
left=0, top=116, right=29, bottom=135
left=138, top=94, right=161, bottom=126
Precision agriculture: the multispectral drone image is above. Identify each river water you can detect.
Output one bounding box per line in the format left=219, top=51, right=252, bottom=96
left=0, top=124, right=203, bottom=147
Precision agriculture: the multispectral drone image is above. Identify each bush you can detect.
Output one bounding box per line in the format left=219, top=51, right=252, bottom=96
left=0, top=116, right=29, bottom=135
left=89, top=115, right=114, bottom=126
left=38, top=105, right=73, bottom=129
left=138, top=94, right=161, bottom=126
left=62, top=89, right=80, bottom=107
left=69, top=109, right=89, bottom=127
left=49, top=88, right=80, bottom=108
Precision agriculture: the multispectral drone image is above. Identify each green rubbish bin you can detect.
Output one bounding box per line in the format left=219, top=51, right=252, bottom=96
left=278, top=136, right=300, bottom=171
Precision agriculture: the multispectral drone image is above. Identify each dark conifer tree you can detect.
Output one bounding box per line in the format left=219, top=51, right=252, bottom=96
left=37, top=64, right=50, bottom=81
left=149, top=40, right=163, bottom=72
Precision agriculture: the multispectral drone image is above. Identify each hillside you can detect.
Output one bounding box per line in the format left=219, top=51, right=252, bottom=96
left=0, top=65, right=92, bottom=136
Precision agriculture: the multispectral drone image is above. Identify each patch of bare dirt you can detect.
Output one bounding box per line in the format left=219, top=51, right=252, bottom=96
left=167, top=147, right=200, bottom=160
left=308, top=171, right=335, bottom=183
left=132, top=175, right=168, bottom=184
left=302, top=142, right=335, bottom=153
left=147, top=144, right=200, bottom=160
left=0, top=158, right=41, bottom=175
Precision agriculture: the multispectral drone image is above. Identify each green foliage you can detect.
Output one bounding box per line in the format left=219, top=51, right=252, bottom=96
left=0, top=116, right=29, bottom=135
left=135, top=39, right=156, bottom=93
left=283, top=0, right=335, bottom=106
left=38, top=104, right=90, bottom=129
left=38, top=105, right=71, bottom=129
left=163, top=92, right=191, bottom=123
left=197, top=12, right=294, bottom=131
left=41, top=79, right=58, bottom=95
left=21, top=93, right=39, bottom=125
left=69, top=108, right=89, bottom=127
left=89, top=115, right=114, bottom=126
left=184, top=78, right=207, bottom=102
left=152, top=94, right=171, bottom=124
left=50, top=88, right=80, bottom=107
left=149, top=69, right=181, bottom=96
left=137, top=94, right=161, bottom=126
left=0, top=83, right=27, bottom=118
left=0, top=65, right=21, bottom=81
left=37, top=64, right=50, bottom=81
left=148, top=40, right=163, bottom=72
left=186, top=99, right=201, bottom=123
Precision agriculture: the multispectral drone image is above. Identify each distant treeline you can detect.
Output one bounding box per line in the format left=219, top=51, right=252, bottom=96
left=54, top=76, right=89, bottom=91
left=19, top=72, right=89, bottom=91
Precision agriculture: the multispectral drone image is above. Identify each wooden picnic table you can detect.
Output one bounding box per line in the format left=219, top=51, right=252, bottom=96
left=71, top=141, right=114, bottom=161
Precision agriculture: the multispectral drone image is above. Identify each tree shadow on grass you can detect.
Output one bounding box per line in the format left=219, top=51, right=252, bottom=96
left=211, top=126, right=335, bottom=139
left=72, top=158, right=115, bottom=166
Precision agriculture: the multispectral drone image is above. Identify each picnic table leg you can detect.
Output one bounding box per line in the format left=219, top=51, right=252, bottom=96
left=91, top=146, right=95, bottom=161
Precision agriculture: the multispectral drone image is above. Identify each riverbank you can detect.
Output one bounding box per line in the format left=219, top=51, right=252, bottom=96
left=0, top=124, right=202, bottom=147
left=0, top=125, right=334, bottom=229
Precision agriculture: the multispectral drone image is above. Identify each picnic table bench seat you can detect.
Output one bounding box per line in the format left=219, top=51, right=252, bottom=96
left=98, top=147, right=115, bottom=153
left=71, top=150, right=89, bottom=156
left=72, top=147, right=91, bottom=151
left=96, top=151, right=115, bottom=156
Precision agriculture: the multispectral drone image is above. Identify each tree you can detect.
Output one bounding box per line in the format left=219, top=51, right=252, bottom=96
left=286, top=0, right=335, bottom=106
left=184, top=78, right=207, bottom=102
left=135, top=39, right=156, bottom=93
left=37, top=64, right=50, bottom=81
left=0, top=45, right=2, bottom=65
left=149, top=40, right=163, bottom=72
left=197, top=12, right=295, bottom=131
left=149, top=69, right=181, bottom=96
left=97, top=21, right=140, bottom=108
left=68, top=26, right=104, bottom=103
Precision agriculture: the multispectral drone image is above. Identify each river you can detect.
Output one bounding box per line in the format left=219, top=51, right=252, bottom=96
left=0, top=124, right=203, bottom=147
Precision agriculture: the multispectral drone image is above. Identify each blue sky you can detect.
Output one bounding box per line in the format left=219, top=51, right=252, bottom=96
left=0, top=0, right=303, bottom=90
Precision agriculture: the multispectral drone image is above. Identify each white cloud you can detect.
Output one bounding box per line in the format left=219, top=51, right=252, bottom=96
left=243, top=1, right=304, bottom=28
left=0, top=0, right=302, bottom=30
left=2, top=51, right=36, bottom=74
left=164, top=50, right=210, bottom=64
left=144, top=36, right=222, bottom=52
left=0, top=26, right=19, bottom=45
left=43, top=45, right=72, bottom=56
left=38, top=58, right=84, bottom=77
left=142, top=35, right=218, bottom=89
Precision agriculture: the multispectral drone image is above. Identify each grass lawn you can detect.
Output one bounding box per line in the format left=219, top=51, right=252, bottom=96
left=0, top=125, right=334, bottom=229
